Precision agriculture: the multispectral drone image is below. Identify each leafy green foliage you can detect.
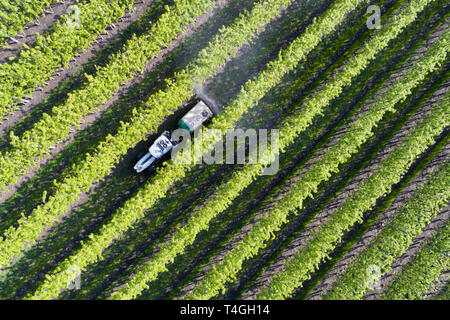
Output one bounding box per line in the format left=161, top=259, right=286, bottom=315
left=0, top=0, right=136, bottom=117
left=256, top=75, right=449, bottom=299
left=0, top=0, right=59, bottom=43
left=0, top=0, right=217, bottom=190
left=186, top=0, right=445, bottom=300
left=0, top=0, right=445, bottom=302
left=0, top=0, right=219, bottom=266
left=382, top=221, right=450, bottom=300
left=325, top=162, right=450, bottom=299
left=26, top=0, right=302, bottom=299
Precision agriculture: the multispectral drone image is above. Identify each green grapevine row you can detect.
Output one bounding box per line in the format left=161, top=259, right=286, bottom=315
left=0, top=0, right=59, bottom=44
left=28, top=0, right=363, bottom=300
left=0, top=0, right=221, bottom=262
left=74, top=0, right=393, bottom=296
left=0, top=0, right=217, bottom=189
left=256, top=82, right=449, bottom=299
left=0, top=0, right=135, bottom=117
left=24, top=0, right=302, bottom=299
left=72, top=0, right=435, bottom=299
left=113, top=0, right=436, bottom=300
left=325, top=161, right=450, bottom=299
left=184, top=0, right=444, bottom=300
left=382, top=221, right=450, bottom=300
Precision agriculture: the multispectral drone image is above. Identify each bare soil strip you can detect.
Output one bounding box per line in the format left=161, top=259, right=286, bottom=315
left=0, top=1, right=160, bottom=137
left=0, top=1, right=77, bottom=64
left=0, top=0, right=229, bottom=205
left=175, top=24, right=449, bottom=299
left=241, top=88, right=450, bottom=300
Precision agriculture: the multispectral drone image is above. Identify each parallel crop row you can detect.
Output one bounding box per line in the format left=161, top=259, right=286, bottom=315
left=73, top=0, right=383, bottom=293
left=325, top=161, right=450, bottom=299
left=0, top=0, right=135, bottom=118
left=111, top=0, right=428, bottom=300
left=24, top=0, right=308, bottom=299
left=28, top=0, right=364, bottom=298
left=0, top=0, right=59, bottom=43
left=382, top=221, right=450, bottom=300
left=72, top=0, right=433, bottom=299
left=435, top=283, right=450, bottom=300
left=185, top=0, right=443, bottom=299
left=72, top=164, right=221, bottom=299
left=0, top=0, right=215, bottom=189
left=256, top=78, right=449, bottom=299
left=1, top=0, right=443, bottom=303
left=0, top=0, right=219, bottom=263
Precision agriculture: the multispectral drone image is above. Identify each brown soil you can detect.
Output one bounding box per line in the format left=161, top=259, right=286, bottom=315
left=0, top=1, right=158, bottom=135
left=0, top=0, right=448, bottom=301
left=0, top=1, right=77, bottom=64
left=175, top=23, right=449, bottom=299
left=0, top=0, right=231, bottom=269
left=0, top=0, right=228, bottom=205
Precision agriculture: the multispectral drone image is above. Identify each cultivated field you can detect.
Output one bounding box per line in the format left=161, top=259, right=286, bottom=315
left=0, top=0, right=448, bottom=300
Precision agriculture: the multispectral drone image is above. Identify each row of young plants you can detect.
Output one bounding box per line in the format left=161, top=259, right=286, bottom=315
left=141, top=0, right=430, bottom=300
left=111, top=0, right=430, bottom=300
left=0, top=0, right=136, bottom=118
left=71, top=164, right=227, bottom=299
left=324, top=160, right=450, bottom=299
left=80, top=0, right=383, bottom=300
left=21, top=0, right=303, bottom=298
left=382, top=220, right=450, bottom=300
left=0, top=0, right=59, bottom=44
left=27, top=0, right=363, bottom=299
left=0, top=0, right=216, bottom=189
left=0, top=0, right=256, bottom=266
left=235, top=3, right=449, bottom=299
left=179, top=0, right=443, bottom=299
left=255, top=75, right=450, bottom=299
